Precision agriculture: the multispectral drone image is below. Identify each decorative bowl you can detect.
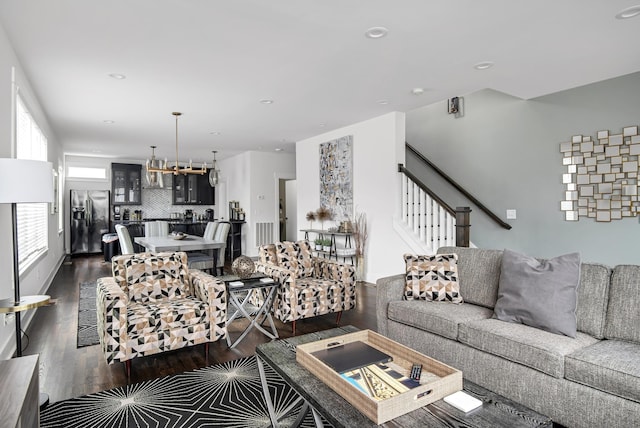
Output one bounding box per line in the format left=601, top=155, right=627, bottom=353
left=172, top=232, right=186, bottom=240
left=231, top=256, right=255, bottom=279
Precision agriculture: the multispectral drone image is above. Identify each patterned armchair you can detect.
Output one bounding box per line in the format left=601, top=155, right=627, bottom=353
left=96, top=252, right=227, bottom=376
left=255, top=240, right=356, bottom=334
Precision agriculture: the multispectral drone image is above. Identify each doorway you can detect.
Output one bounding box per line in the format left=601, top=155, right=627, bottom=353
left=278, top=178, right=297, bottom=241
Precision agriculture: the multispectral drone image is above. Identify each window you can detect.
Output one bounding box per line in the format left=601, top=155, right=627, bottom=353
left=16, top=95, right=48, bottom=272
left=67, top=166, right=107, bottom=179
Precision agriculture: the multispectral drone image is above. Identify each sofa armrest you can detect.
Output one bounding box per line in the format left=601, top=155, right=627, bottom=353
left=190, top=269, right=227, bottom=341
left=314, top=258, right=356, bottom=287
left=376, top=274, right=406, bottom=337
left=96, top=276, right=128, bottom=364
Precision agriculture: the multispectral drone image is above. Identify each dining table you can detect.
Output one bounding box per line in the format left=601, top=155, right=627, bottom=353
left=134, top=234, right=225, bottom=252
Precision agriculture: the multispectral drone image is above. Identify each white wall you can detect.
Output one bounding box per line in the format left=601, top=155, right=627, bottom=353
left=296, top=112, right=412, bottom=282
left=219, top=150, right=296, bottom=257
left=0, top=23, right=65, bottom=358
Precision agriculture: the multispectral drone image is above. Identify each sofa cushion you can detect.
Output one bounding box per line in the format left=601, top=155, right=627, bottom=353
left=388, top=300, right=493, bottom=341
left=458, top=318, right=598, bottom=378
left=565, top=340, right=640, bottom=403
left=128, top=296, right=209, bottom=332
left=493, top=249, right=581, bottom=337
left=605, top=265, right=640, bottom=343
left=403, top=253, right=462, bottom=303
left=575, top=263, right=611, bottom=339
left=437, top=246, right=503, bottom=308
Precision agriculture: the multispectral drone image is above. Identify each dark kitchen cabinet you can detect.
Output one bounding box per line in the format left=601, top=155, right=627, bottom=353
left=112, top=163, right=141, bottom=205
left=172, top=174, right=214, bottom=205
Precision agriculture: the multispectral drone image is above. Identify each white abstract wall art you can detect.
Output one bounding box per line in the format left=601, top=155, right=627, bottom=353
left=560, top=125, right=639, bottom=222
left=319, top=135, right=353, bottom=221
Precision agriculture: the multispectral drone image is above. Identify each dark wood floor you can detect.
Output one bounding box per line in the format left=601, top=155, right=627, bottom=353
left=22, top=255, right=378, bottom=404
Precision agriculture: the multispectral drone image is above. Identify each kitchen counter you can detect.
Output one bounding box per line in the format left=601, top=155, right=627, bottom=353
left=112, top=218, right=217, bottom=225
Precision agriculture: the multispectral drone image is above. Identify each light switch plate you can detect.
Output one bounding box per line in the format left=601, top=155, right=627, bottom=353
left=506, top=209, right=517, bottom=220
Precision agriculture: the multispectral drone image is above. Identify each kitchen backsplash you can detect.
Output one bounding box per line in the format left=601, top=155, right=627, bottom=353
left=122, top=188, right=215, bottom=219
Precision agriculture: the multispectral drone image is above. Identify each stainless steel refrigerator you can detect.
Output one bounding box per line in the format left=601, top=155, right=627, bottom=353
left=70, top=190, right=110, bottom=254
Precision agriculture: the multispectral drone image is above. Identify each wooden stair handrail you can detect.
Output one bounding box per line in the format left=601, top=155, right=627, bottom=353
left=406, top=143, right=512, bottom=230
left=398, top=164, right=456, bottom=216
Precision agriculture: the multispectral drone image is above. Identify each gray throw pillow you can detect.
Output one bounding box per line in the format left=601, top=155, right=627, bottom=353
left=494, top=249, right=581, bottom=337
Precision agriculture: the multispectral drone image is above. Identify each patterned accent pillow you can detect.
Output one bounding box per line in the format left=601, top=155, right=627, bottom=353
left=404, top=253, right=463, bottom=303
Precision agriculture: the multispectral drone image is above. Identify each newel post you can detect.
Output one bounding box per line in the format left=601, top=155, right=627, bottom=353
left=455, top=207, right=471, bottom=247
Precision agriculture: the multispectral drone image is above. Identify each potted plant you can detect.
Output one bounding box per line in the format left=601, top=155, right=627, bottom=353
left=322, top=238, right=332, bottom=253
left=314, top=238, right=323, bottom=251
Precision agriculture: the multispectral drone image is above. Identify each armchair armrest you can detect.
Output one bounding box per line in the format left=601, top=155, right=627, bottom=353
left=375, top=274, right=406, bottom=337
left=96, top=276, right=128, bottom=364
left=314, top=258, right=356, bottom=287
left=255, top=261, right=293, bottom=284
left=190, top=269, right=227, bottom=341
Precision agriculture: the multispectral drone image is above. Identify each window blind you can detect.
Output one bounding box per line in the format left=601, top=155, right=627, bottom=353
left=16, top=95, right=48, bottom=272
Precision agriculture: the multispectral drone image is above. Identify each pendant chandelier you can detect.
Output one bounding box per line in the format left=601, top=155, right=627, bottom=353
left=146, top=112, right=207, bottom=176
left=145, top=145, right=164, bottom=188
left=209, top=150, right=220, bottom=187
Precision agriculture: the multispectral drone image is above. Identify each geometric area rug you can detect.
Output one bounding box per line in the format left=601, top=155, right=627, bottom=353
left=77, top=281, right=99, bottom=348
left=40, top=355, right=332, bottom=427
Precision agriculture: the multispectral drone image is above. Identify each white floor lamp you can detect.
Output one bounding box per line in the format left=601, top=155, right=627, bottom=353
left=0, top=158, right=54, bottom=407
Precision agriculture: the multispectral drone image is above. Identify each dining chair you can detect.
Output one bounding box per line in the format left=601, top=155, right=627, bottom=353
left=187, top=221, right=220, bottom=274
left=212, top=222, right=231, bottom=275
left=115, top=224, right=134, bottom=255
left=144, top=220, right=169, bottom=237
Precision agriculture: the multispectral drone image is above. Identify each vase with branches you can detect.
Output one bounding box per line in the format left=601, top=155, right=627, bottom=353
left=353, top=211, right=368, bottom=282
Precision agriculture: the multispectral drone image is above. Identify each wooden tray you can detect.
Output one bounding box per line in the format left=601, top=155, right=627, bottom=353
left=297, top=329, right=462, bottom=424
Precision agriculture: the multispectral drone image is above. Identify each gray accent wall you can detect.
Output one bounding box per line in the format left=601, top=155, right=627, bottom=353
left=406, top=71, right=640, bottom=266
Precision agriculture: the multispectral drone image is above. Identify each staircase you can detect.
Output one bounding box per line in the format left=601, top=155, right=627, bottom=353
left=395, top=143, right=511, bottom=254
left=395, top=164, right=470, bottom=254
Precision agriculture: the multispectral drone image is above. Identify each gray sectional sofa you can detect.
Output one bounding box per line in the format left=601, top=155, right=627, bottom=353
left=376, top=246, right=640, bottom=428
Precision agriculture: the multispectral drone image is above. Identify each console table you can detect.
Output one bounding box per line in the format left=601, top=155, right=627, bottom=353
left=301, top=229, right=355, bottom=263
left=0, top=355, right=39, bottom=427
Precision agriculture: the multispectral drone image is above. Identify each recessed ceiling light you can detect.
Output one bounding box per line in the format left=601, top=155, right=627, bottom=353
left=319, top=122, right=327, bottom=127
left=474, top=61, right=494, bottom=70
left=108, top=73, right=126, bottom=80
left=365, top=26, right=388, bottom=39
left=377, top=99, right=389, bottom=105
left=616, top=5, right=640, bottom=19
left=260, top=99, right=274, bottom=104
left=209, top=131, right=221, bottom=135
left=412, top=88, right=425, bottom=95
left=275, top=148, right=283, bottom=152
left=103, top=120, right=115, bottom=124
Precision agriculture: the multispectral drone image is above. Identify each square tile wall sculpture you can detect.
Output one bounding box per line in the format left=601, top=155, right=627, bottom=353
left=560, top=126, right=640, bottom=221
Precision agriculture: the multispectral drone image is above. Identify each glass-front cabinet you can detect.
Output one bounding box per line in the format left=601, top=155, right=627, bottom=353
left=111, top=163, right=142, bottom=205
left=172, top=174, right=214, bottom=205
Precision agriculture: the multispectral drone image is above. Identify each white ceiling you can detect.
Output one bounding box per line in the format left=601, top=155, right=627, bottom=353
left=0, top=1, right=639, bottom=163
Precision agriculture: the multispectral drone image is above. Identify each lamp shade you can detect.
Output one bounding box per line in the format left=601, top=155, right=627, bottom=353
left=0, top=158, right=54, bottom=203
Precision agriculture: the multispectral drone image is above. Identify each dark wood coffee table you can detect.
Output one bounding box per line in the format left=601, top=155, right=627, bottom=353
left=255, top=326, right=552, bottom=427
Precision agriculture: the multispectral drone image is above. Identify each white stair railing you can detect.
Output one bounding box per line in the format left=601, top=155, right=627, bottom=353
left=399, top=169, right=462, bottom=252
